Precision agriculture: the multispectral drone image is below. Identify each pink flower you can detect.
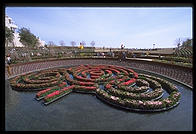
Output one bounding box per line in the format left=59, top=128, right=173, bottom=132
left=138, top=100, right=143, bottom=104
left=111, top=96, right=119, bottom=100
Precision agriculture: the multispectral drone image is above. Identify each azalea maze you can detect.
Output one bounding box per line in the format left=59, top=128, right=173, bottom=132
left=9, top=64, right=181, bottom=112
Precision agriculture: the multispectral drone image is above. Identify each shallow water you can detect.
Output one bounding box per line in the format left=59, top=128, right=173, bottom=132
left=5, top=68, right=193, bottom=131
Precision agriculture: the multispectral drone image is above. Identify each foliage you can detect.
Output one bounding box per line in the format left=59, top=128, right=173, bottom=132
left=181, top=38, right=192, bottom=48
left=18, top=27, right=39, bottom=48
left=153, top=59, right=192, bottom=68
left=173, top=47, right=192, bottom=58
left=161, top=56, right=192, bottom=63
left=5, top=26, right=14, bottom=45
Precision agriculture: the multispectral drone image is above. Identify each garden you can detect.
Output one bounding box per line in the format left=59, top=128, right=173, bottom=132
left=9, top=64, right=181, bottom=112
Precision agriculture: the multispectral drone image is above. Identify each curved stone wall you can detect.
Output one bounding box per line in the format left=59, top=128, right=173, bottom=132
left=7, top=58, right=192, bottom=87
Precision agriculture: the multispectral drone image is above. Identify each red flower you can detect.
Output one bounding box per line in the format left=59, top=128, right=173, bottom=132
left=91, top=75, right=100, bottom=79
left=36, top=88, right=51, bottom=97
left=120, top=78, right=136, bottom=86
left=105, top=70, right=112, bottom=75
left=45, top=90, right=61, bottom=99
left=62, top=85, right=75, bottom=91
left=133, top=72, right=138, bottom=79
left=110, top=68, right=120, bottom=74
left=79, top=81, right=94, bottom=85
left=109, top=80, right=115, bottom=84
left=106, top=84, right=112, bottom=89
left=59, top=82, right=67, bottom=87
left=84, top=86, right=97, bottom=90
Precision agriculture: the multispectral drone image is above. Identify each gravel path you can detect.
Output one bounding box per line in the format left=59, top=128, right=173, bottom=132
left=6, top=59, right=192, bottom=87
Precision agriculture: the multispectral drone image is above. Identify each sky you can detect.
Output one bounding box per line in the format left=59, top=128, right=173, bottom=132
left=5, top=7, right=192, bottom=48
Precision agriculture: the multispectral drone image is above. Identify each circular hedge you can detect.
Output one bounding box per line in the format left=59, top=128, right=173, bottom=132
left=9, top=64, right=181, bottom=112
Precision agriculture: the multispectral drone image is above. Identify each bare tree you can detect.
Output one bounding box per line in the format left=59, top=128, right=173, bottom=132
left=90, top=41, right=95, bottom=47
left=59, top=40, right=65, bottom=46
left=70, top=41, right=76, bottom=47
left=47, top=41, right=56, bottom=56
left=81, top=41, right=86, bottom=46
left=48, top=41, right=56, bottom=47
left=175, top=38, right=183, bottom=49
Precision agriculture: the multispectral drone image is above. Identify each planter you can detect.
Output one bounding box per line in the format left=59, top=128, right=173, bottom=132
left=96, top=94, right=180, bottom=112
left=44, top=90, right=72, bottom=105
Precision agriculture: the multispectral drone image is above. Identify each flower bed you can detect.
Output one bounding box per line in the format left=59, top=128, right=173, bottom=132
left=9, top=64, right=181, bottom=112
left=105, top=84, right=163, bottom=100
left=44, top=86, right=74, bottom=103
left=96, top=88, right=180, bottom=111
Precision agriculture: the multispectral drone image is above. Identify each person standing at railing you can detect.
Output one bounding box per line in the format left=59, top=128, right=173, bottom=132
left=5, top=54, right=12, bottom=76
left=121, top=44, right=125, bottom=50
left=78, top=42, right=84, bottom=57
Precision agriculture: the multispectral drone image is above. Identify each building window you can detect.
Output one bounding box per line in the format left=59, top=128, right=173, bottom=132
left=9, top=19, right=11, bottom=24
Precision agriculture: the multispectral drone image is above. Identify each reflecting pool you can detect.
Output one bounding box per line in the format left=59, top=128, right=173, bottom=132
left=5, top=67, right=192, bottom=131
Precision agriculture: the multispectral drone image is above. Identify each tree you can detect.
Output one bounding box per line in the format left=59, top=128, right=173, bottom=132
left=48, top=41, right=56, bottom=47
left=175, top=38, right=183, bottom=49
left=90, top=41, right=95, bottom=47
left=70, top=41, right=76, bottom=47
left=81, top=41, right=86, bottom=46
left=182, top=38, right=192, bottom=48
left=18, top=27, right=39, bottom=48
left=5, top=26, right=14, bottom=54
left=59, top=40, right=65, bottom=46
left=18, top=27, right=39, bottom=61
left=47, top=41, right=56, bottom=56
left=5, top=26, right=14, bottom=46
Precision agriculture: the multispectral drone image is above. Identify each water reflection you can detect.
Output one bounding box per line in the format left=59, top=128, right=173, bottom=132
left=5, top=70, right=192, bottom=131
left=5, top=80, right=20, bottom=111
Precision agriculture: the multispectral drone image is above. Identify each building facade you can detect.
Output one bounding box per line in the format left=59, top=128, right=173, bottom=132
left=5, top=15, right=45, bottom=47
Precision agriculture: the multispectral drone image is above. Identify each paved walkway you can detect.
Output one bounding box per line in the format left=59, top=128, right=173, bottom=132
left=6, top=59, right=192, bottom=87
left=127, top=58, right=153, bottom=61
